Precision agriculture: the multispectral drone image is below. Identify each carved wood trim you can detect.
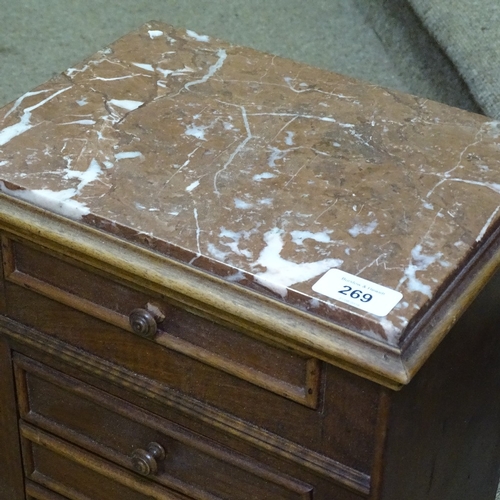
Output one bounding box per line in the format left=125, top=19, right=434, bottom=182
left=400, top=220, right=500, bottom=379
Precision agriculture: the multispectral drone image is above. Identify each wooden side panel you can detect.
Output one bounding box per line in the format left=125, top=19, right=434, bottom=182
left=376, top=271, right=500, bottom=500
left=0, top=336, right=24, bottom=500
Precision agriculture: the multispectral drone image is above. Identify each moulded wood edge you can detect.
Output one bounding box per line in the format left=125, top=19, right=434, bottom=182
left=0, top=194, right=410, bottom=388
left=399, top=221, right=500, bottom=380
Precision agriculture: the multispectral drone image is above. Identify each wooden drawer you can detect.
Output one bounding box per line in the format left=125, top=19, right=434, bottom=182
left=2, top=234, right=319, bottom=409
left=15, top=354, right=315, bottom=500
left=26, top=481, right=74, bottom=500
left=0, top=233, right=383, bottom=492
left=21, top=424, right=188, bottom=500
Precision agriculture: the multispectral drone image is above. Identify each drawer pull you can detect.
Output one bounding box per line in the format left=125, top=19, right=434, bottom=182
left=129, top=308, right=160, bottom=339
left=131, top=442, right=166, bottom=476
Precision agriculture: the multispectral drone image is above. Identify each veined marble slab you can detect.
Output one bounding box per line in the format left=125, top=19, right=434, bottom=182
left=0, top=22, right=499, bottom=346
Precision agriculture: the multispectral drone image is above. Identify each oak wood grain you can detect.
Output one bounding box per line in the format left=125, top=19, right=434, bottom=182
left=26, top=481, right=72, bottom=500
left=377, top=270, right=500, bottom=499
left=3, top=234, right=320, bottom=408
left=21, top=422, right=188, bottom=500
left=15, top=354, right=314, bottom=500
left=0, top=315, right=373, bottom=495
left=0, top=335, right=25, bottom=500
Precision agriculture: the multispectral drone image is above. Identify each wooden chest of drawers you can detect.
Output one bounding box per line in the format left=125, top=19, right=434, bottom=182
left=1, top=22, right=500, bottom=500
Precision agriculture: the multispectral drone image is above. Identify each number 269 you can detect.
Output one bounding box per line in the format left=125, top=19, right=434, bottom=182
left=338, top=285, right=372, bottom=303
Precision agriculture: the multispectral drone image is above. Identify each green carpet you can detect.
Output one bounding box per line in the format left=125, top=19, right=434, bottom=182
left=409, top=0, right=500, bottom=119
left=0, top=0, right=479, bottom=113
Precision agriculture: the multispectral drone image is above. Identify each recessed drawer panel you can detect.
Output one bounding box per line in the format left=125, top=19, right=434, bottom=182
left=15, top=354, right=314, bottom=500
left=26, top=480, right=73, bottom=500
left=20, top=423, right=187, bottom=500
left=2, top=234, right=319, bottom=408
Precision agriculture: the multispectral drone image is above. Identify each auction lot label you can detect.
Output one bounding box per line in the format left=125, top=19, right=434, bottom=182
left=312, top=269, right=403, bottom=317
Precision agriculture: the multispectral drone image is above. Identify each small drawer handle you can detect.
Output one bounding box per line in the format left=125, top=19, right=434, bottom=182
left=131, top=442, right=166, bottom=476
left=129, top=307, right=161, bottom=339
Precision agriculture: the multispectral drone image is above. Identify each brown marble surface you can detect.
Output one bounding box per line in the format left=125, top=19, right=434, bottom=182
left=0, top=22, right=499, bottom=346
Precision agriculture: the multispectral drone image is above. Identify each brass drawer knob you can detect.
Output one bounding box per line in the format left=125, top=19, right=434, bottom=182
left=131, top=442, right=166, bottom=476
left=129, top=308, right=159, bottom=339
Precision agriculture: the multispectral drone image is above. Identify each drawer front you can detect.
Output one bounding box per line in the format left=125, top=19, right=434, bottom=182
left=26, top=481, right=73, bottom=500
left=8, top=284, right=371, bottom=476
left=2, top=234, right=319, bottom=409
left=21, top=423, right=187, bottom=500
left=15, top=354, right=314, bottom=500
left=2, top=233, right=382, bottom=492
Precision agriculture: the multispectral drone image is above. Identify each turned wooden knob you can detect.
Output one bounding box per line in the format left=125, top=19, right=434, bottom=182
left=131, top=442, right=166, bottom=476
left=129, top=308, right=158, bottom=339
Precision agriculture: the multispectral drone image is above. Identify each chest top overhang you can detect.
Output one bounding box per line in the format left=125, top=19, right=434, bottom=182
left=0, top=21, right=499, bottom=386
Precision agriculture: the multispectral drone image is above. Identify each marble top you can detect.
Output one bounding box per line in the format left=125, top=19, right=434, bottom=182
left=0, top=21, right=499, bottom=347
